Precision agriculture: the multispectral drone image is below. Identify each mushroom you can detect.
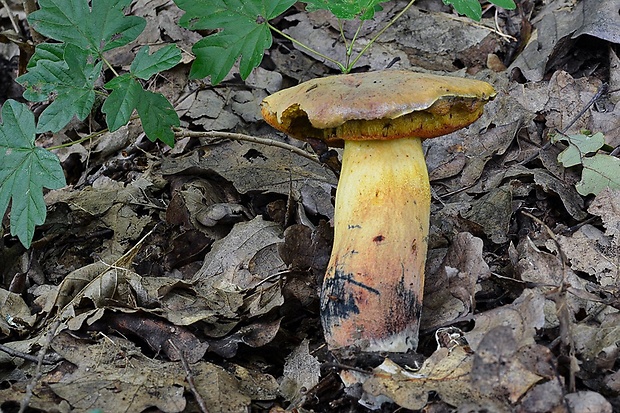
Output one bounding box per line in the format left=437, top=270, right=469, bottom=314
left=261, top=70, right=496, bottom=352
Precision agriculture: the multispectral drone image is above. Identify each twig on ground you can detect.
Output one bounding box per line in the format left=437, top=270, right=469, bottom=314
left=1, top=0, right=21, bottom=34
left=19, top=319, right=62, bottom=413
left=0, top=343, right=57, bottom=365
left=168, top=339, right=209, bottom=413
left=174, top=129, right=321, bottom=164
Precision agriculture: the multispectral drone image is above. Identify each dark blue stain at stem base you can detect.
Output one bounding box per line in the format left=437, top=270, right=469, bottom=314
left=385, top=273, right=422, bottom=333
left=321, top=267, right=423, bottom=338
left=320, top=270, right=380, bottom=333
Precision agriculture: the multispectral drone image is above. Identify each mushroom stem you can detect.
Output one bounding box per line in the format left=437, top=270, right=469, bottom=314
left=321, top=137, right=430, bottom=352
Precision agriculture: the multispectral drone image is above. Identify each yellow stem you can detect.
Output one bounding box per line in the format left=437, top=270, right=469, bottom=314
left=321, top=137, right=430, bottom=352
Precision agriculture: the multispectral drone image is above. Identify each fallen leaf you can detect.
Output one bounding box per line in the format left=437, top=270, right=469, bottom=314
left=279, top=339, right=321, bottom=403
left=422, top=232, right=488, bottom=330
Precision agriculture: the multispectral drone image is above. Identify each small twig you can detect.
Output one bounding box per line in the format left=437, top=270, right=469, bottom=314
left=444, top=14, right=517, bottom=42
left=0, top=343, right=57, bottom=365
left=174, top=129, right=321, bottom=164
left=1, top=0, right=21, bottom=34
left=168, top=340, right=209, bottom=413
left=19, top=319, right=62, bottom=413
left=348, top=0, right=417, bottom=70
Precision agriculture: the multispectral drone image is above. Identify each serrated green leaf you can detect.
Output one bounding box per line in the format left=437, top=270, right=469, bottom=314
left=28, top=0, right=145, bottom=56
left=576, top=154, right=620, bottom=196
left=17, top=44, right=103, bottom=133
left=303, top=0, right=388, bottom=20
left=0, top=100, right=66, bottom=248
left=103, top=76, right=179, bottom=146
left=555, top=132, right=605, bottom=167
left=102, top=75, right=142, bottom=131
left=131, top=45, right=182, bottom=80
left=442, top=0, right=482, bottom=21
left=174, top=0, right=296, bottom=83
left=489, top=0, right=516, bottom=10
left=136, top=91, right=179, bottom=147
left=27, top=43, right=66, bottom=69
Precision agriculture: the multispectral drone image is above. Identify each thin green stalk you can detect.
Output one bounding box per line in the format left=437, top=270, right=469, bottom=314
left=344, top=20, right=364, bottom=70
left=347, top=0, right=417, bottom=71
left=268, top=23, right=347, bottom=73
left=101, top=55, right=119, bottom=77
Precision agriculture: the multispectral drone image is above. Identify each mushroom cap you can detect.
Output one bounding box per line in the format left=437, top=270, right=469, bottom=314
left=261, top=70, right=496, bottom=147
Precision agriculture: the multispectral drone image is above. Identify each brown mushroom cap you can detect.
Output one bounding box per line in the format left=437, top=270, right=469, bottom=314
left=261, top=70, right=496, bottom=147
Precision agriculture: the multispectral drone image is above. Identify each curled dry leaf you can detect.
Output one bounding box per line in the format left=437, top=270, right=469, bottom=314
left=92, top=311, right=209, bottom=363
left=208, top=318, right=282, bottom=358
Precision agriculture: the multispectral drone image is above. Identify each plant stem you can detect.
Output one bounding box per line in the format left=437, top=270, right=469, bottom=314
left=268, top=23, right=347, bottom=73
left=344, top=20, right=364, bottom=70
left=101, top=55, right=119, bottom=77
left=347, top=0, right=417, bottom=70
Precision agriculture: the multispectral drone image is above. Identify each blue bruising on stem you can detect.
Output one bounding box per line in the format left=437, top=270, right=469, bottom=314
left=320, top=269, right=380, bottom=334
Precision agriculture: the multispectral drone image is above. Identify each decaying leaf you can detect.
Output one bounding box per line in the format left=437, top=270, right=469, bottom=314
left=422, top=232, right=488, bottom=330
left=279, top=339, right=321, bottom=403
left=46, top=332, right=278, bottom=412
left=0, top=288, right=36, bottom=335
left=161, top=141, right=336, bottom=218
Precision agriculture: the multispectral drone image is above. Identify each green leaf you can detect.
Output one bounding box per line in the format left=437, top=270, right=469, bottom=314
left=0, top=100, right=66, bottom=248
left=28, top=0, right=146, bottom=56
left=102, top=75, right=142, bottom=131
left=489, top=0, right=516, bottom=10
left=303, top=0, right=389, bottom=20
left=136, top=91, right=179, bottom=147
left=17, top=44, right=103, bottom=133
left=554, top=132, right=605, bottom=168
left=103, top=76, right=179, bottom=146
left=174, top=0, right=296, bottom=83
left=27, top=43, right=66, bottom=69
left=442, top=0, right=482, bottom=21
left=577, top=154, right=620, bottom=196
left=131, top=45, right=182, bottom=80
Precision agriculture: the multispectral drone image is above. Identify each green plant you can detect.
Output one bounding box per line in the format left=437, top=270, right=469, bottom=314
left=552, top=131, right=620, bottom=196
left=1, top=0, right=181, bottom=247
left=0, top=0, right=515, bottom=248
left=174, top=0, right=516, bottom=81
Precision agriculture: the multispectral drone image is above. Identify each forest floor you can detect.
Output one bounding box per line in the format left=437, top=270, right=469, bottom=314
left=0, top=0, right=619, bottom=412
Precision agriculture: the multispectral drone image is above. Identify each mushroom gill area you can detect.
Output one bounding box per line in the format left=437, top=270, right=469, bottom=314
left=268, top=97, right=489, bottom=147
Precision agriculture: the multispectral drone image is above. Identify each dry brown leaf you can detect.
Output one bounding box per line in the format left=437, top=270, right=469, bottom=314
left=461, top=186, right=512, bottom=244
left=515, top=237, right=596, bottom=328
left=588, top=188, right=620, bottom=239
left=552, top=224, right=618, bottom=287
left=46, top=332, right=278, bottom=412
left=161, top=141, right=336, bottom=217
left=0, top=288, right=36, bottom=335
left=466, top=289, right=545, bottom=350
left=193, top=216, right=285, bottom=290
left=279, top=339, right=321, bottom=403
left=564, top=391, right=613, bottom=413
left=422, top=232, right=488, bottom=330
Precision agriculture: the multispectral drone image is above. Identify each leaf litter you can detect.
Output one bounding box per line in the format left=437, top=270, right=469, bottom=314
left=1, top=0, right=620, bottom=412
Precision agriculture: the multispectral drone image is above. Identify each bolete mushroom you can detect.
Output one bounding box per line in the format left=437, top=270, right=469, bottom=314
left=261, top=70, right=496, bottom=352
